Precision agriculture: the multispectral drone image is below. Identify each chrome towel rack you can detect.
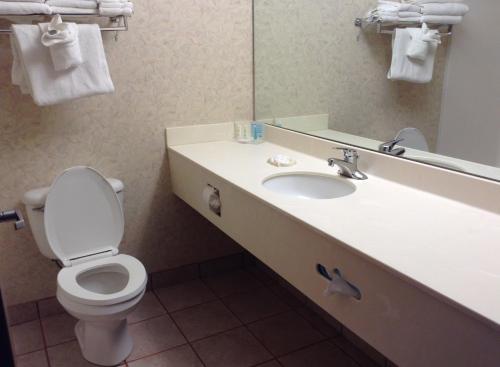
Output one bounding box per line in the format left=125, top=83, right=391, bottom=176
left=355, top=17, right=453, bottom=37
left=0, top=14, right=128, bottom=34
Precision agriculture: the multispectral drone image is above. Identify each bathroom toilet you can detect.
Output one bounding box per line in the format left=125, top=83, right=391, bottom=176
left=22, top=166, right=147, bottom=366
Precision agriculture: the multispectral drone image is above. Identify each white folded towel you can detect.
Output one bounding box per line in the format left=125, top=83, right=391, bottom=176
left=99, top=1, right=131, bottom=8
left=406, top=23, right=441, bottom=61
left=378, top=1, right=421, bottom=13
left=11, top=23, right=114, bottom=106
left=422, top=15, right=463, bottom=24
left=0, top=0, right=45, bottom=3
left=40, top=14, right=82, bottom=71
left=46, top=0, right=98, bottom=9
left=388, top=27, right=438, bottom=83
left=403, top=0, right=463, bottom=4
left=421, top=3, right=469, bottom=16
left=0, top=2, right=51, bottom=14
left=49, top=6, right=97, bottom=14
left=99, top=2, right=132, bottom=16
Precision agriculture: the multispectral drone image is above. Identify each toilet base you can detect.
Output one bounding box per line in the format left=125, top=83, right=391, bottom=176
left=75, top=318, right=133, bottom=366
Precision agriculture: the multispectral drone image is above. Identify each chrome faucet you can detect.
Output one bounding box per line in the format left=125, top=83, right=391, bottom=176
left=379, top=138, right=406, bottom=156
left=328, top=148, right=368, bottom=180
left=0, top=209, right=25, bottom=230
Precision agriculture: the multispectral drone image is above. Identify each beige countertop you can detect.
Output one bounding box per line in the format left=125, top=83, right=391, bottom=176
left=169, top=138, right=500, bottom=330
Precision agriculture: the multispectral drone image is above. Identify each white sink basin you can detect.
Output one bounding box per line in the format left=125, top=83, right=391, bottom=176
left=263, top=173, right=356, bottom=199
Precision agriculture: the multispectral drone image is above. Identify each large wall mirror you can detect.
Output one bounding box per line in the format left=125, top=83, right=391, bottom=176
left=254, top=0, right=500, bottom=182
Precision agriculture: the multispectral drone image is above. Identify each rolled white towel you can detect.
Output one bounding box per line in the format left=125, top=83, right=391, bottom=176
left=0, top=0, right=45, bottom=3
left=39, top=14, right=83, bottom=71
left=399, top=11, right=422, bottom=18
left=49, top=6, right=97, bottom=13
left=403, top=0, right=463, bottom=4
left=378, top=1, right=421, bottom=13
left=47, top=0, right=98, bottom=9
left=421, top=3, right=469, bottom=16
left=422, top=15, right=463, bottom=24
left=99, top=1, right=131, bottom=8
left=99, top=5, right=132, bottom=16
left=99, top=0, right=129, bottom=2
left=0, top=2, right=51, bottom=14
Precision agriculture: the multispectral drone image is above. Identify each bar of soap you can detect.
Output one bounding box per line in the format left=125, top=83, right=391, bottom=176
left=267, top=154, right=297, bottom=167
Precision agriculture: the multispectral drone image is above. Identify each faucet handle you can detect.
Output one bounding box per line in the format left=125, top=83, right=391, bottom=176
left=336, top=147, right=358, bottom=162
left=379, top=138, right=404, bottom=153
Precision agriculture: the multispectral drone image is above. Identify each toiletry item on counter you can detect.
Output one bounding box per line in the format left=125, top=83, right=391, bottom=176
left=251, top=121, right=264, bottom=144
left=267, top=154, right=297, bottom=167
left=234, top=121, right=265, bottom=144
left=234, top=121, right=253, bottom=143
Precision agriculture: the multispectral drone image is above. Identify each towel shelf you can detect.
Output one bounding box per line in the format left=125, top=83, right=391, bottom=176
left=0, top=14, right=128, bottom=34
left=355, top=17, right=453, bottom=37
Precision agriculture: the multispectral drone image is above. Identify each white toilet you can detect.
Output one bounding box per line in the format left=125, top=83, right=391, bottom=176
left=22, top=166, right=147, bottom=366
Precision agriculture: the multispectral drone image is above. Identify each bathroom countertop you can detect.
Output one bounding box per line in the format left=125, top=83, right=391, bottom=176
left=168, top=140, right=500, bottom=329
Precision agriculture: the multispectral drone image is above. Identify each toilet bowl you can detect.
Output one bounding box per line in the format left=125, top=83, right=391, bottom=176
left=22, top=166, right=147, bottom=366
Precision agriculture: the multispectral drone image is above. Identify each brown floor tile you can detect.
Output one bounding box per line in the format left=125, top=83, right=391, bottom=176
left=38, top=298, right=66, bottom=319
left=245, top=265, right=280, bottom=286
left=7, top=302, right=38, bottom=326
left=331, top=336, right=381, bottom=367
left=192, top=327, right=272, bottom=367
left=222, top=287, right=289, bottom=323
left=41, top=313, right=77, bottom=347
left=341, top=328, right=385, bottom=366
left=15, top=350, right=48, bottom=367
left=202, top=270, right=263, bottom=297
left=127, top=314, right=186, bottom=361
left=171, top=300, right=241, bottom=341
left=256, top=361, right=281, bottom=367
left=128, top=291, right=166, bottom=324
left=248, top=311, right=325, bottom=356
left=155, top=279, right=217, bottom=312
left=128, top=344, right=203, bottom=367
left=199, top=253, right=244, bottom=277
left=295, top=305, right=341, bottom=338
left=46, top=340, right=126, bottom=367
left=279, top=341, right=358, bottom=367
left=10, top=320, right=44, bottom=355
left=269, top=284, right=306, bottom=309
left=151, top=264, right=199, bottom=289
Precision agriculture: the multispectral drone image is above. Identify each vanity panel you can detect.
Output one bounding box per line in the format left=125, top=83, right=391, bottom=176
left=169, top=149, right=500, bottom=367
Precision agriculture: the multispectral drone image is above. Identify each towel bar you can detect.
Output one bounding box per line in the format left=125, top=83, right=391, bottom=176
left=0, top=14, right=128, bottom=34
left=355, top=17, right=453, bottom=37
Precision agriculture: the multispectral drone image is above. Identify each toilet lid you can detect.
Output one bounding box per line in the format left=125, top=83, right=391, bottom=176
left=44, top=166, right=124, bottom=264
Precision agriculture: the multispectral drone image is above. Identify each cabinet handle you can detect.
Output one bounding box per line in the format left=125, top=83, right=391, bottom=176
left=316, top=264, right=362, bottom=300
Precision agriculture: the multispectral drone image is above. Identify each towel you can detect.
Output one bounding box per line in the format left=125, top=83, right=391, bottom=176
left=388, top=27, right=438, bottom=83
left=49, top=6, right=97, bottom=14
left=422, top=15, right=463, bottom=24
left=46, top=0, right=98, bottom=9
left=0, top=2, right=51, bottom=14
left=39, top=15, right=83, bottom=71
left=406, top=23, right=441, bottom=61
left=11, top=23, right=114, bottom=106
left=378, top=1, right=421, bottom=12
left=403, top=0, right=463, bottom=4
left=0, top=0, right=45, bottom=2
left=421, top=3, right=469, bottom=16
left=99, top=2, right=132, bottom=16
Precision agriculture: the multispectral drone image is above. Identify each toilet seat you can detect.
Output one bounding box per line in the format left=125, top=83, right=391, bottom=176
left=44, top=166, right=125, bottom=267
left=57, top=254, right=147, bottom=306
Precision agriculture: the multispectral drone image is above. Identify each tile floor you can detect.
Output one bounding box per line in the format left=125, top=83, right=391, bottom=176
left=10, top=267, right=385, bottom=367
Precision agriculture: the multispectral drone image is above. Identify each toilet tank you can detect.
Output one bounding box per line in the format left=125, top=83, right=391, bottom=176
left=22, top=178, right=124, bottom=260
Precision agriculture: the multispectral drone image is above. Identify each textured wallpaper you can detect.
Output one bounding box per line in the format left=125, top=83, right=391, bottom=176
left=254, top=0, right=448, bottom=150
left=0, top=0, right=253, bottom=305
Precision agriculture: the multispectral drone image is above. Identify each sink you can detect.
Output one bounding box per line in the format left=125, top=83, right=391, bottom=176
left=409, top=156, right=465, bottom=172
left=262, top=173, right=356, bottom=199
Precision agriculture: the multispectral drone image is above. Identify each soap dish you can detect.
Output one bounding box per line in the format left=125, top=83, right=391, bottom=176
left=267, top=154, right=297, bottom=167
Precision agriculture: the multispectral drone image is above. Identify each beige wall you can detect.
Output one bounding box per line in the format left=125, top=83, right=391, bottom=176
left=254, top=0, right=448, bottom=150
left=0, top=0, right=253, bottom=305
